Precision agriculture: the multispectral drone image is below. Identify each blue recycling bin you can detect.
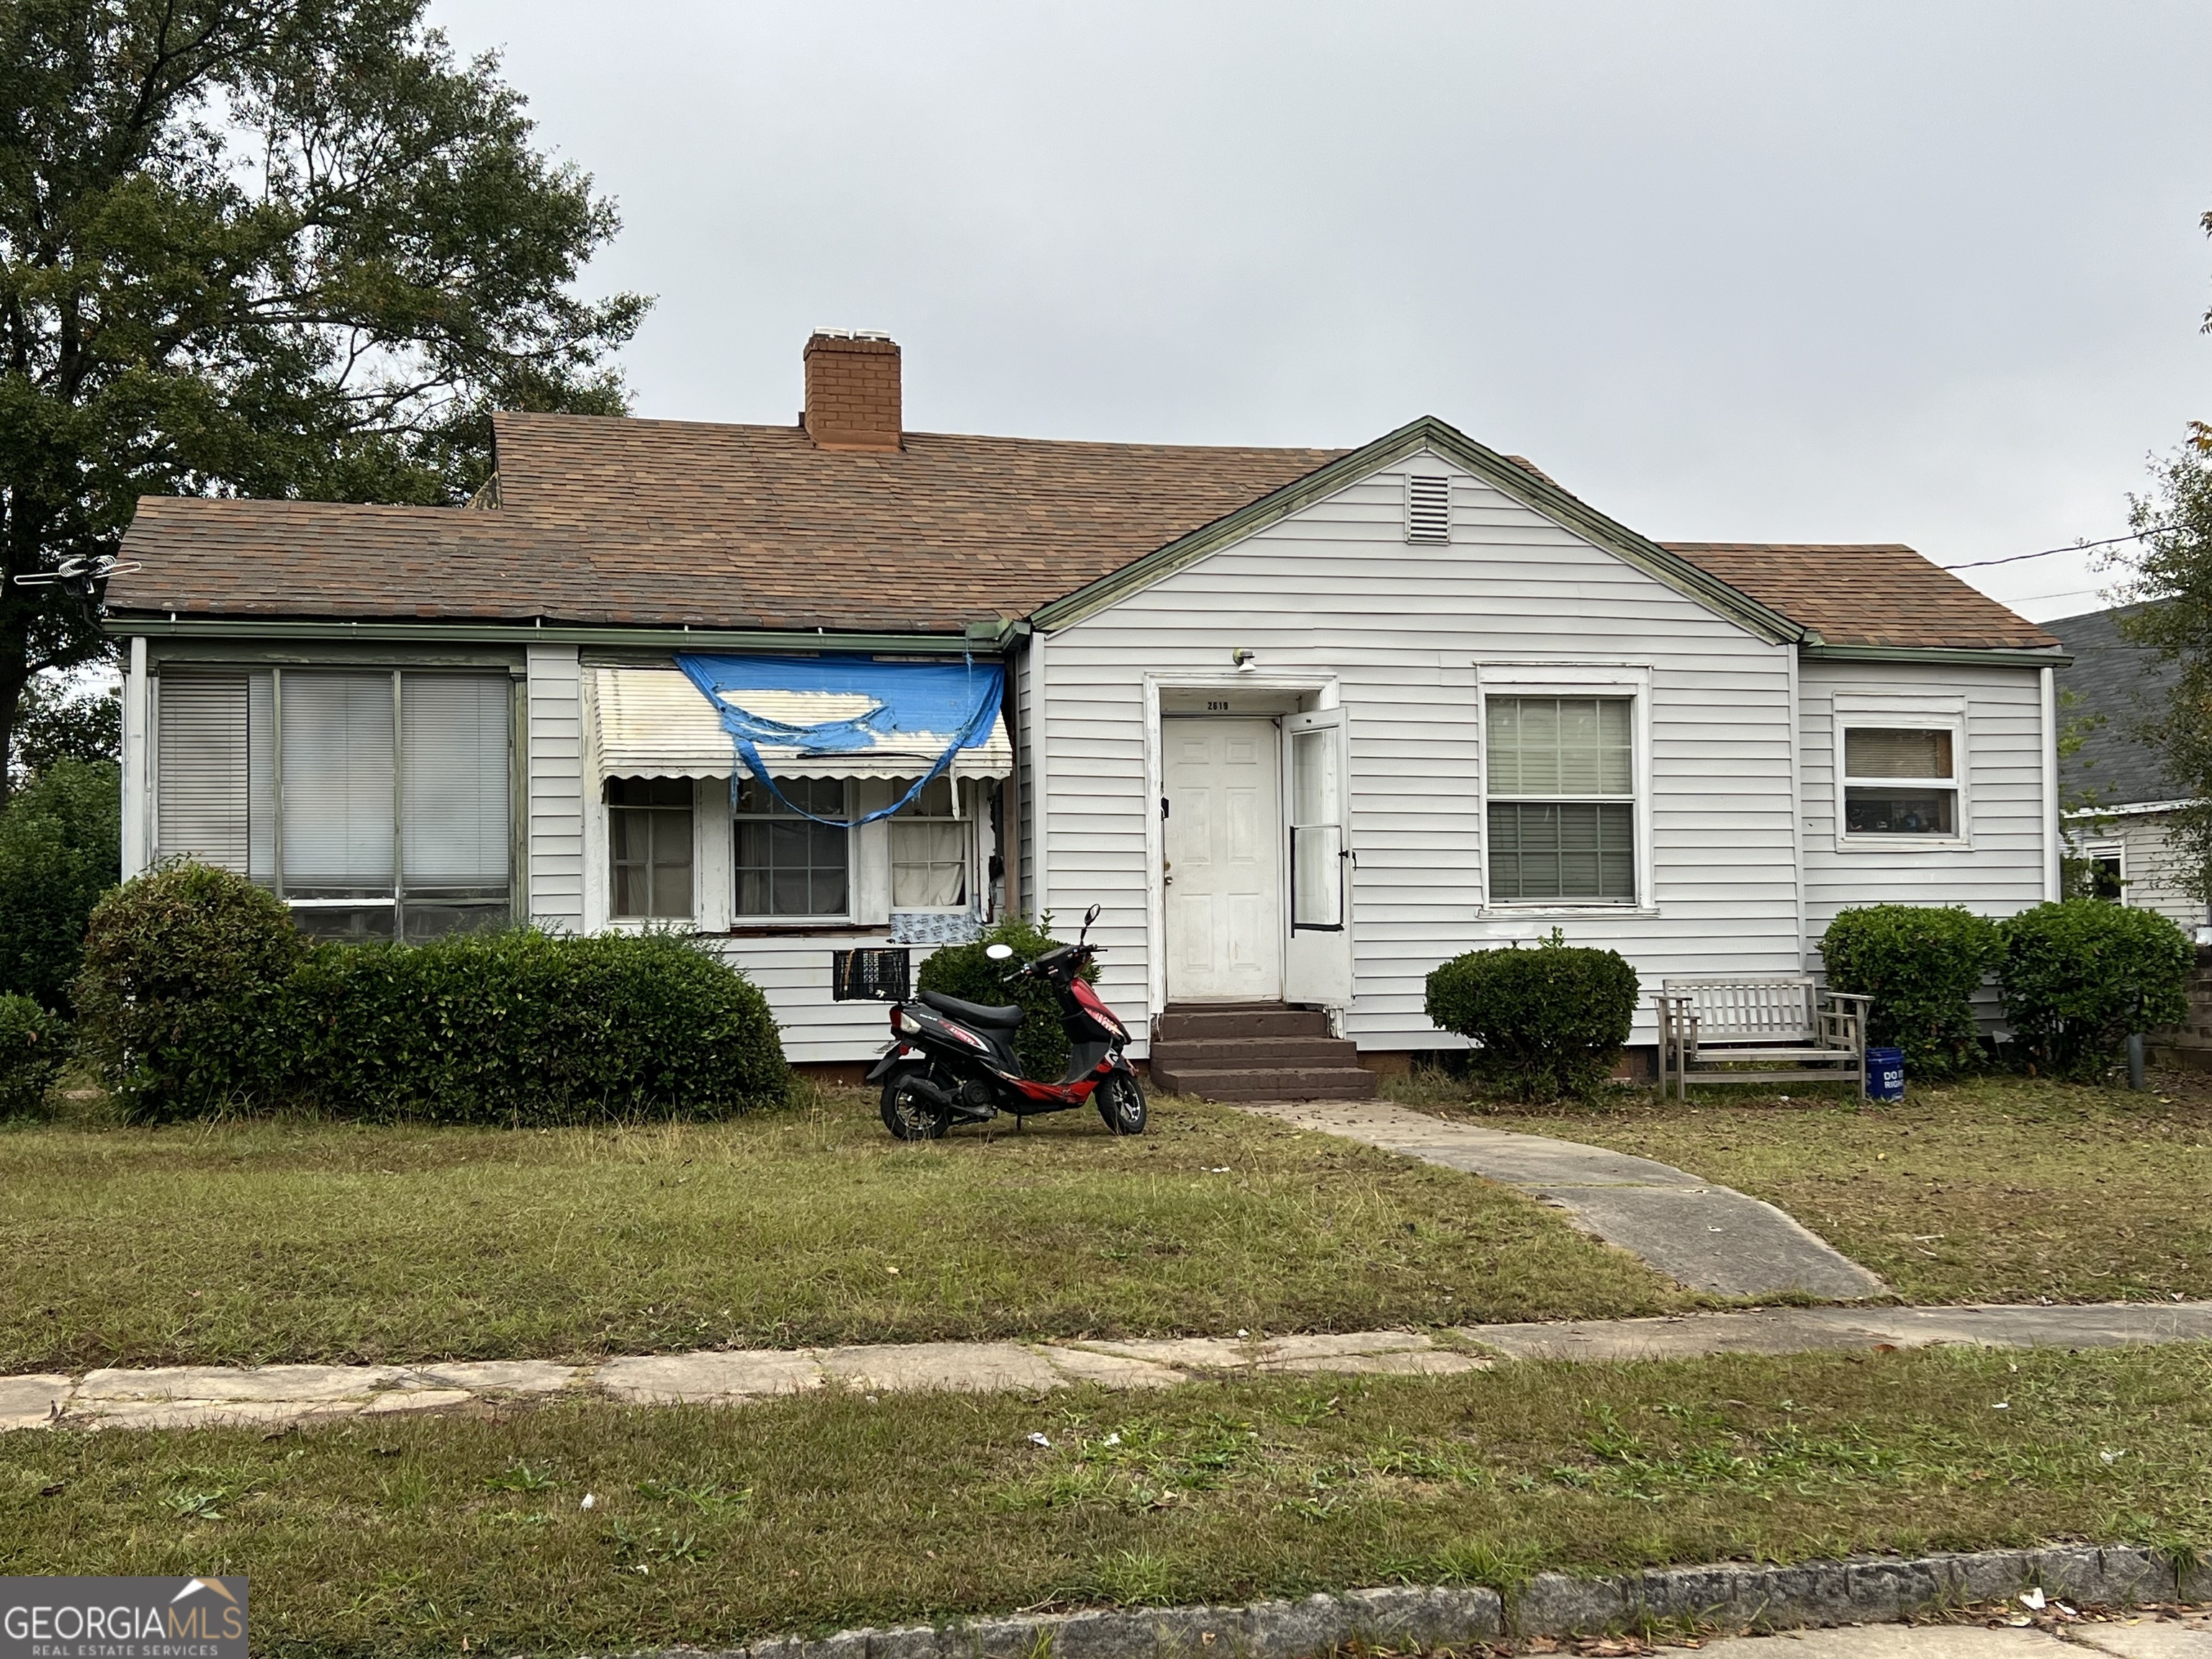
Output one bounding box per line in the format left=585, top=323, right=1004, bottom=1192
left=1865, top=1046, right=1905, bottom=1101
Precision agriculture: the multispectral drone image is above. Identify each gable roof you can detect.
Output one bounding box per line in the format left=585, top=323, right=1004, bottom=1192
left=1659, top=543, right=2059, bottom=652
left=2046, top=603, right=2178, bottom=804
left=108, top=409, right=2049, bottom=655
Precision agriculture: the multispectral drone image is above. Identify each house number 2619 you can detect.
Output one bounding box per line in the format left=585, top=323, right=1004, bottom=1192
left=1205, top=699, right=1231, bottom=711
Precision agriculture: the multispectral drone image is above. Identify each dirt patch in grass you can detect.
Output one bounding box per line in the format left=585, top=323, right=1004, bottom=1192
left=0, top=1090, right=1694, bottom=1372
left=4, top=1344, right=2206, bottom=1654
left=1390, top=1071, right=2212, bottom=1304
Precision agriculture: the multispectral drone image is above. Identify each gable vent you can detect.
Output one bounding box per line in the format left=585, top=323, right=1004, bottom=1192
left=1405, top=474, right=1451, bottom=544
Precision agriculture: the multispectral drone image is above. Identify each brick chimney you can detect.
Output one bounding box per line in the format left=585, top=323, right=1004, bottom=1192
left=802, top=331, right=902, bottom=452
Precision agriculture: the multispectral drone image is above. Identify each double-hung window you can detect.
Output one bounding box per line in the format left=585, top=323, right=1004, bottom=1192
left=732, top=776, right=850, bottom=918
left=889, top=776, right=971, bottom=910
left=606, top=778, right=694, bottom=919
left=153, top=667, right=513, bottom=940
left=1485, top=695, right=1637, bottom=904
left=1841, top=727, right=1959, bottom=837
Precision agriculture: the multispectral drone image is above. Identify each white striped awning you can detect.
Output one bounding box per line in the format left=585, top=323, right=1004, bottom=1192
left=590, top=667, right=1012, bottom=782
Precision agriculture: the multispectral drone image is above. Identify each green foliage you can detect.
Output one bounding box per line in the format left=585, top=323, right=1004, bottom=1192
left=73, top=863, right=790, bottom=1122
left=7, top=678, right=121, bottom=789
left=1997, top=899, right=2193, bottom=1078
left=0, top=760, right=121, bottom=1008
left=917, top=914, right=1087, bottom=1082
left=2117, top=445, right=2212, bottom=903
left=0, top=994, right=66, bottom=1118
left=0, top=0, right=649, bottom=781
left=276, top=930, right=790, bottom=1125
left=73, top=862, right=307, bottom=1115
left=1820, top=904, right=2002, bottom=1077
left=1424, top=932, right=1640, bottom=1102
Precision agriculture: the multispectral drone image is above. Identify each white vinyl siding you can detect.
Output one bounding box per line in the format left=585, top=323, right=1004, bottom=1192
left=155, top=670, right=251, bottom=871
left=1802, top=658, right=2049, bottom=936
left=527, top=646, right=586, bottom=930
left=1039, top=451, right=1805, bottom=1053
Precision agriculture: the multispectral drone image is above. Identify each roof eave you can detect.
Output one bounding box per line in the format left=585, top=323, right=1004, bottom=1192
left=1028, top=415, right=1809, bottom=644
left=103, top=613, right=1024, bottom=656
left=1797, top=642, right=2072, bottom=668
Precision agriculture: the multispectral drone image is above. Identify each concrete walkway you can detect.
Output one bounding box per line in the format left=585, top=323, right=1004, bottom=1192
left=1700, top=1622, right=2212, bottom=1659
left=6, top=1300, right=2208, bottom=1434
left=1237, top=1097, right=1888, bottom=1299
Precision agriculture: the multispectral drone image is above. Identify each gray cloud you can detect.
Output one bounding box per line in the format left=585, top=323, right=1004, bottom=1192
left=432, top=0, right=2212, bottom=621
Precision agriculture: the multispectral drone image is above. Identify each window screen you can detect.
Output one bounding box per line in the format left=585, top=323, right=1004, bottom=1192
left=1290, top=726, right=1344, bottom=929
left=1843, top=725, right=1960, bottom=836
left=608, top=776, right=694, bottom=920
left=734, top=776, right=849, bottom=917
left=403, top=675, right=511, bottom=891
left=1844, top=728, right=1953, bottom=780
left=1485, top=696, right=1636, bottom=902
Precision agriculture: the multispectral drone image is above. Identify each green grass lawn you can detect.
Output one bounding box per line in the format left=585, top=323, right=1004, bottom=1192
left=1392, top=1071, right=2212, bottom=1305
left=5, top=1344, right=2206, bottom=1655
left=0, top=1089, right=1694, bottom=1374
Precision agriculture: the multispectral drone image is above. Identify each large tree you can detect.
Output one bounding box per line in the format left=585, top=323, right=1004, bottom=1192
left=0, top=0, right=647, bottom=793
left=2118, top=444, right=2212, bottom=902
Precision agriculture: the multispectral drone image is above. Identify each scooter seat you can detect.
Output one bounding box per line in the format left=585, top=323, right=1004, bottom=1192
left=920, top=989, right=1025, bottom=1028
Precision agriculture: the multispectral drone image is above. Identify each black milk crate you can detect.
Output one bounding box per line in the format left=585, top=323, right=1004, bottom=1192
left=832, top=948, right=912, bottom=1003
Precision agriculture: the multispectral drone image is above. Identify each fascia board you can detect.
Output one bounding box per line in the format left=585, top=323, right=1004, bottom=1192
left=105, top=615, right=1020, bottom=656
left=1799, top=643, right=2074, bottom=669
left=1028, top=415, right=1807, bottom=644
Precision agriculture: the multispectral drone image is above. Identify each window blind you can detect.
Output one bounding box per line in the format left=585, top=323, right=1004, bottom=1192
left=1844, top=727, right=1952, bottom=780
left=402, top=675, right=511, bottom=890
left=248, top=673, right=276, bottom=884
left=282, top=673, right=395, bottom=891
left=1487, top=698, right=1632, bottom=796
left=156, top=672, right=251, bottom=872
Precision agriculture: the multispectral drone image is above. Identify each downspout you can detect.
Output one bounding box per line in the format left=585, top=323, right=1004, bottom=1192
left=2041, top=665, right=2061, bottom=900
left=1786, top=642, right=1807, bottom=970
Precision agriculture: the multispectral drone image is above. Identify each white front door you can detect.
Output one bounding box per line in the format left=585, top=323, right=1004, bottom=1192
left=1164, top=717, right=1283, bottom=1002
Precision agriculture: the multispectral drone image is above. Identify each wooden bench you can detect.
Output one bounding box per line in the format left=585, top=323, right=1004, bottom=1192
left=1655, top=975, right=1871, bottom=1100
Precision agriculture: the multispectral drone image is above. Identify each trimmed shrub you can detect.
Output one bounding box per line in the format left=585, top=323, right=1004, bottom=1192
left=276, top=929, right=789, bottom=1123
left=1819, top=904, right=2002, bottom=1077
left=0, top=994, right=66, bottom=1118
left=1998, top=899, right=2193, bottom=1079
left=73, top=862, right=306, bottom=1117
left=0, top=758, right=122, bottom=1009
left=917, top=914, right=1086, bottom=1082
left=1424, top=932, right=1639, bottom=1102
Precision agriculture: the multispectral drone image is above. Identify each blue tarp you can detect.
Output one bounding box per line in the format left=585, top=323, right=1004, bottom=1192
left=675, top=653, right=1005, bottom=827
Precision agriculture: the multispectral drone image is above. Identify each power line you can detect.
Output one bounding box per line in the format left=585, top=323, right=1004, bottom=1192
left=1939, top=531, right=2146, bottom=571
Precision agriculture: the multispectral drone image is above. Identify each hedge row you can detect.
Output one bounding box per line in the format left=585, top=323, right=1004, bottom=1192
left=74, top=863, right=791, bottom=1123
left=1822, top=899, right=2193, bottom=1080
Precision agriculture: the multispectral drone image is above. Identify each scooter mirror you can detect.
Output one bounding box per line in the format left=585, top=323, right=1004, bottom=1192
left=1084, top=903, right=1102, bottom=927
left=984, top=943, right=1015, bottom=961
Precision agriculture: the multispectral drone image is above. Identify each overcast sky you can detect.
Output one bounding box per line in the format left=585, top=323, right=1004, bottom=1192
left=431, top=0, right=2212, bottom=624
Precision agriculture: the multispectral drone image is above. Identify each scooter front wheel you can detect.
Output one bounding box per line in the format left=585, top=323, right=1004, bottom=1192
left=1096, top=1069, right=1148, bottom=1136
left=881, top=1067, right=954, bottom=1141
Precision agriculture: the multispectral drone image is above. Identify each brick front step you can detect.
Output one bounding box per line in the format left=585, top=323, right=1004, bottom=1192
left=1156, top=1004, right=1331, bottom=1041
left=1151, top=1035, right=1356, bottom=1067
left=1151, top=1063, right=1379, bottom=1102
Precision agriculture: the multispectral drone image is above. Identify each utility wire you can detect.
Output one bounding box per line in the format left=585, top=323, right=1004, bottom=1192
left=1939, top=531, right=2146, bottom=571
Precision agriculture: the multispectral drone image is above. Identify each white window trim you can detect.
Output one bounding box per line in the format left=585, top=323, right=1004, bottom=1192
left=2075, top=837, right=2128, bottom=904
left=1474, top=662, right=1656, bottom=917
left=1831, top=693, right=1972, bottom=851
left=730, top=775, right=856, bottom=925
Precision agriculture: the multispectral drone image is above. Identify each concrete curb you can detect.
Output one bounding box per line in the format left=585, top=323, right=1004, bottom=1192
left=631, top=1545, right=2212, bottom=1659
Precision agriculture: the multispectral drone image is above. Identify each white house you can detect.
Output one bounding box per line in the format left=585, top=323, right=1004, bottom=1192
left=109, top=332, right=2067, bottom=1092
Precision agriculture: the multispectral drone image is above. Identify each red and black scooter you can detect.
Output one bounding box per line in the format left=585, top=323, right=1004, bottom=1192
left=867, top=904, right=1148, bottom=1140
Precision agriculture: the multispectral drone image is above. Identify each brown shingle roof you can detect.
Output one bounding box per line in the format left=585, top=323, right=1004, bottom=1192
left=1659, top=542, right=2057, bottom=651
left=108, top=410, right=2053, bottom=652
left=110, top=415, right=1346, bottom=631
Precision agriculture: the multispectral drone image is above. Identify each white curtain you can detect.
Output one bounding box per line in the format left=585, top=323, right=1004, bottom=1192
left=281, top=674, right=396, bottom=889
left=402, top=675, right=511, bottom=890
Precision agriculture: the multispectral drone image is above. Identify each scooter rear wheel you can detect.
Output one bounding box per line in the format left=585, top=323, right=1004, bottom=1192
left=881, top=1068, right=953, bottom=1141
left=1096, top=1070, right=1148, bottom=1136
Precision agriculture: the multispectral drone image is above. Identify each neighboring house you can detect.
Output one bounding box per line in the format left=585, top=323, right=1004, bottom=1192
left=2048, top=604, right=2209, bottom=932
left=107, top=331, right=2068, bottom=1084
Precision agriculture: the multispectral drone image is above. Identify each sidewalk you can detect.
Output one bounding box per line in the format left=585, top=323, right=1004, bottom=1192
left=1236, top=1097, right=1888, bottom=1299
left=6, top=1300, right=2208, bottom=1434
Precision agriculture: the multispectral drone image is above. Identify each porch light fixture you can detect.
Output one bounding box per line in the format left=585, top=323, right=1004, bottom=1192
left=1232, top=647, right=1258, bottom=672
